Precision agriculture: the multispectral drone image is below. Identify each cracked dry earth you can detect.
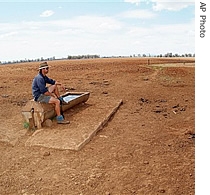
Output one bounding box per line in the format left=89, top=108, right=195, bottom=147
left=0, top=57, right=194, bottom=195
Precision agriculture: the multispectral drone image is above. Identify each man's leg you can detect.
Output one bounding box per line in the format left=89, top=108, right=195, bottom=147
left=49, top=97, right=70, bottom=124
left=37, top=94, right=69, bottom=124
left=48, top=84, right=67, bottom=105
left=48, top=84, right=60, bottom=98
left=48, top=97, right=61, bottom=116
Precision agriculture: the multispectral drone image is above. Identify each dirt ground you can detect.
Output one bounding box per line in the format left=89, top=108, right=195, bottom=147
left=0, top=57, right=195, bottom=195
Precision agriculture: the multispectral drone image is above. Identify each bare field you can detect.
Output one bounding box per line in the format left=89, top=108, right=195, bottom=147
left=0, top=57, right=195, bottom=195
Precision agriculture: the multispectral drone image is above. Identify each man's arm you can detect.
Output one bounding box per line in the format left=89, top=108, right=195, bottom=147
left=45, top=76, right=66, bottom=92
left=37, top=76, right=49, bottom=95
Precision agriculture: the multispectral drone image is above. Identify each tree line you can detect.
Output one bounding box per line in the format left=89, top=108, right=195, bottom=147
left=0, top=53, right=195, bottom=65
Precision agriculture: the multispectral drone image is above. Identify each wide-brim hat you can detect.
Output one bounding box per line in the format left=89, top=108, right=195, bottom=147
left=39, top=62, right=50, bottom=70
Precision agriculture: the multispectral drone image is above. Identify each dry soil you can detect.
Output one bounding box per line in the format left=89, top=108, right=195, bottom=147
left=0, top=57, right=195, bottom=195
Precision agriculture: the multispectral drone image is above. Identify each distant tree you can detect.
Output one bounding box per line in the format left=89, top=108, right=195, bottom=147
left=67, top=54, right=100, bottom=60
left=164, top=53, right=172, bottom=57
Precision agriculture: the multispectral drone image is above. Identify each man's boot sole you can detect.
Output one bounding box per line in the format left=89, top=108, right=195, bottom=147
left=57, top=121, right=70, bottom=124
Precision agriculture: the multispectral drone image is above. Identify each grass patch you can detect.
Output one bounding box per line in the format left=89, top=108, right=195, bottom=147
left=23, top=122, right=29, bottom=129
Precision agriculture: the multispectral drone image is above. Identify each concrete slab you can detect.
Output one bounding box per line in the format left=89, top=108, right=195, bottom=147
left=25, top=97, right=123, bottom=151
left=0, top=118, right=27, bottom=146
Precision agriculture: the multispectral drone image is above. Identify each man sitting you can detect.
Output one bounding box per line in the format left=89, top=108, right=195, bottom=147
left=32, top=62, right=70, bottom=124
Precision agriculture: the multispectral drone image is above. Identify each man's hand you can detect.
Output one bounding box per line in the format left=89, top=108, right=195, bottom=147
left=60, top=84, right=66, bottom=92
left=55, top=81, right=66, bottom=92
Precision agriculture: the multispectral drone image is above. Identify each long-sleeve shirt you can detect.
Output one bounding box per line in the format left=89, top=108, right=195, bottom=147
left=32, top=73, right=55, bottom=101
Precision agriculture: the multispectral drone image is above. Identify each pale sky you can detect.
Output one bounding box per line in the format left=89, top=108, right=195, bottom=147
left=0, top=0, right=195, bottom=62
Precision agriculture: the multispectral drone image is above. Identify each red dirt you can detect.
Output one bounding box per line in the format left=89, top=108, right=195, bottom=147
left=0, top=57, right=194, bottom=195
